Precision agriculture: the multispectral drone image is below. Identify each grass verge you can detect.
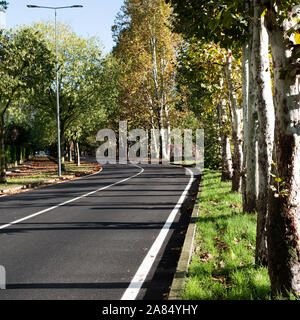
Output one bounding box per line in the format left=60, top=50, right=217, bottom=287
left=183, top=169, right=271, bottom=300
left=0, top=162, right=98, bottom=191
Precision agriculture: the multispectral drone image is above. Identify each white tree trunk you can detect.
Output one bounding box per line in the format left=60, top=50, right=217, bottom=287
left=253, top=0, right=275, bottom=266
left=265, top=4, right=300, bottom=297
left=225, top=51, right=243, bottom=192
left=164, top=104, right=171, bottom=160
left=217, top=96, right=233, bottom=181
left=242, top=42, right=250, bottom=207
left=68, top=141, right=73, bottom=162
left=76, top=142, right=80, bottom=167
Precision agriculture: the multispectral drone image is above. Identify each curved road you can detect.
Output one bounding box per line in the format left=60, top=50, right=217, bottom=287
left=0, top=164, right=195, bottom=300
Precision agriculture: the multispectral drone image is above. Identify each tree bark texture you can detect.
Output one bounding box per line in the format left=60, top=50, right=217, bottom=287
left=0, top=112, right=6, bottom=183
left=244, top=33, right=258, bottom=213
left=217, top=97, right=233, bottom=181
left=253, top=0, right=275, bottom=266
left=225, top=52, right=243, bottom=192
left=264, top=3, right=300, bottom=297
left=242, top=42, right=250, bottom=208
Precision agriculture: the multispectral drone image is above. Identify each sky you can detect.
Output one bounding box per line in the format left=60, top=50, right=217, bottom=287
left=4, top=0, right=125, bottom=53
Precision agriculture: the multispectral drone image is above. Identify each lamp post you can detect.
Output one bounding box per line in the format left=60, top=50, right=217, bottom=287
left=27, top=4, right=83, bottom=177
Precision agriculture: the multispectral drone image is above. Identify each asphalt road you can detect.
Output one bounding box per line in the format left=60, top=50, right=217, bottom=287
left=0, top=164, right=197, bottom=300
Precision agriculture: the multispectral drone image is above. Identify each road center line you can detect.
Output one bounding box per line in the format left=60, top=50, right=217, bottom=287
left=0, top=165, right=144, bottom=231
left=121, top=167, right=194, bottom=300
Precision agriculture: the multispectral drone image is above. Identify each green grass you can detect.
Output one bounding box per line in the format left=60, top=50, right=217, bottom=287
left=0, top=173, right=59, bottom=189
left=183, top=169, right=272, bottom=300
left=65, top=163, right=96, bottom=173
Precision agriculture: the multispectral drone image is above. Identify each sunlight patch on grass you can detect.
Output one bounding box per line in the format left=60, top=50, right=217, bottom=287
left=183, top=169, right=272, bottom=300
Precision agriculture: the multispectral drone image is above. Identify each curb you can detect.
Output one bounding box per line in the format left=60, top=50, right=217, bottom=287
left=168, top=185, right=202, bottom=300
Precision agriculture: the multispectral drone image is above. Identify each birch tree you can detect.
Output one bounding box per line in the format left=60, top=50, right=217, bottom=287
left=217, top=85, right=233, bottom=181
left=262, top=1, right=300, bottom=297
left=169, top=0, right=247, bottom=191
left=242, top=42, right=249, bottom=209
left=252, top=0, right=275, bottom=266
left=245, top=30, right=258, bottom=212
left=225, top=52, right=243, bottom=192
left=177, top=41, right=233, bottom=175
left=113, top=0, right=183, bottom=159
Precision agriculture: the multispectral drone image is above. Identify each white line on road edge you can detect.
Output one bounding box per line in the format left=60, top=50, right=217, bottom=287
left=121, top=167, right=194, bottom=300
left=0, top=165, right=144, bottom=231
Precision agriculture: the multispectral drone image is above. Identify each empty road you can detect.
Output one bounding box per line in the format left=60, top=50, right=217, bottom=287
left=0, top=164, right=197, bottom=300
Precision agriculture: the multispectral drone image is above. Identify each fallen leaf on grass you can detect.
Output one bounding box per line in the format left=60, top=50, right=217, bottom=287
left=233, top=237, right=240, bottom=244
left=195, top=246, right=201, bottom=253
left=211, top=276, right=226, bottom=283
left=215, top=240, right=228, bottom=251
left=200, top=252, right=213, bottom=262
left=247, top=243, right=255, bottom=250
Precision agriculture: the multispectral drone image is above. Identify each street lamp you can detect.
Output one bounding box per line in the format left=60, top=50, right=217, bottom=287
left=27, top=4, right=83, bottom=177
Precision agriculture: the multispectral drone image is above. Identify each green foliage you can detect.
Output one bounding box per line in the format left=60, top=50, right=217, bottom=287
left=5, top=145, right=17, bottom=164
left=176, top=41, right=235, bottom=169
left=0, top=27, right=55, bottom=114
left=5, top=145, right=28, bottom=164
left=30, top=22, right=111, bottom=151
left=112, top=0, right=188, bottom=132
left=0, top=27, right=55, bottom=179
left=168, top=0, right=249, bottom=49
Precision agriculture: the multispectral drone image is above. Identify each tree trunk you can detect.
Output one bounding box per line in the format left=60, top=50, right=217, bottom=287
left=164, top=104, right=171, bottom=160
left=242, top=42, right=249, bottom=204
left=265, top=5, right=300, bottom=297
left=60, top=132, right=66, bottom=172
left=0, top=112, right=6, bottom=183
left=76, top=141, right=80, bottom=167
left=150, top=115, right=160, bottom=161
left=160, top=108, right=168, bottom=160
left=217, top=96, right=233, bottom=181
left=68, top=141, right=73, bottom=162
left=150, top=35, right=167, bottom=161
left=225, top=52, right=243, bottom=192
left=253, top=0, right=275, bottom=266
left=244, top=32, right=258, bottom=212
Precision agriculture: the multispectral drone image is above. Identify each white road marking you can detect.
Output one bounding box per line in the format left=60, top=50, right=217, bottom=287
left=121, top=167, right=194, bottom=300
left=0, top=165, right=144, bottom=231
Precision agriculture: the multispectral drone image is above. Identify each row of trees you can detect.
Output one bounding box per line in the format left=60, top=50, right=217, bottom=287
left=0, top=27, right=54, bottom=182
left=1, top=0, right=299, bottom=298
left=0, top=11, right=120, bottom=181
left=169, top=0, right=300, bottom=297
left=111, top=0, right=199, bottom=160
